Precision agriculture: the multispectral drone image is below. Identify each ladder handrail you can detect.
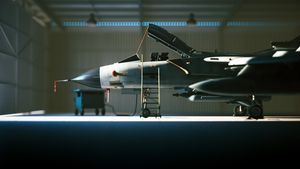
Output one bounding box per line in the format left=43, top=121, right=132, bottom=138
left=158, top=67, right=161, bottom=114
left=140, top=54, right=143, bottom=110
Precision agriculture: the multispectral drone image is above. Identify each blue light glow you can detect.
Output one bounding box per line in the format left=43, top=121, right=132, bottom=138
left=196, top=21, right=221, bottom=27
left=63, top=21, right=223, bottom=27
left=62, top=21, right=294, bottom=28
left=226, top=21, right=276, bottom=27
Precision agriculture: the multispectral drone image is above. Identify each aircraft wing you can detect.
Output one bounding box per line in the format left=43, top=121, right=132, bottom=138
left=188, top=47, right=300, bottom=96
left=229, top=49, right=299, bottom=66
left=271, top=35, right=300, bottom=50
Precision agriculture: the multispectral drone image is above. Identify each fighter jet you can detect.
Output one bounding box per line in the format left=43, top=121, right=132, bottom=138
left=191, top=37, right=300, bottom=119
left=55, top=24, right=300, bottom=119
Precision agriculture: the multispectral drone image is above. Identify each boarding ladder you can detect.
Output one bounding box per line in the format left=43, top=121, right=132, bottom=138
left=137, top=27, right=161, bottom=118
left=140, top=64, right=161, bottom=118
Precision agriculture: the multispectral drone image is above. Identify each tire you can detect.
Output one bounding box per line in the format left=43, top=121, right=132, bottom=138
left=248, top=105, right=263, bottom=119
left=142, top=108, right=151, bottom=118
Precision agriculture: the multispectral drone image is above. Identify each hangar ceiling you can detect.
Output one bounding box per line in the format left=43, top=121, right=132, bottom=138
left=24, top=0, right=300, bottom=29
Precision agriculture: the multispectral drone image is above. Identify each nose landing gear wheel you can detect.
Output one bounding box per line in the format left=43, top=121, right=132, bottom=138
left=141, top=108, right=151, bottom=118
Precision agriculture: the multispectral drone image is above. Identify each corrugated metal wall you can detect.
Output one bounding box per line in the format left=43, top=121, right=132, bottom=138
left=49, top=26, right=300, bottom=115
left=49, top=28, right=141, bottom=113
left=0, top=1, right=48, bottom=114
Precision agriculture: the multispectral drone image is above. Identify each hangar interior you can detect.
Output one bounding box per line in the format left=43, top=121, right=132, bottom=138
left=1, top=0, right=299, bottom=116
left=1, top=0, right=300, bottom=167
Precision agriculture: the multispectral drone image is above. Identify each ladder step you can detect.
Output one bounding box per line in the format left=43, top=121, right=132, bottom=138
left=148, top=97, right=158, bottom=99
left=145, top=102, right=159, bottom=104
left=144, top=73, right=158, bottom=76
left=141, top=68, right=160, bottom=115
left=148, top=107, right=160, bottom=109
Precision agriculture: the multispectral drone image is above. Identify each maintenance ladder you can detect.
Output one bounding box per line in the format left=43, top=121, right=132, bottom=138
left=140, top=67, right=161, bottom=118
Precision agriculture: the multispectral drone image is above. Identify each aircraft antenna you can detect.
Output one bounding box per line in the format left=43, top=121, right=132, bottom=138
left=53, top=79, right=70, bottom=95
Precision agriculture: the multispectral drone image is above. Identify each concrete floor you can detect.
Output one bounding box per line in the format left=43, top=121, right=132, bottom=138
left=1, top=113, right=299, bottom=167
left=1, top=113, right=300, bottom=122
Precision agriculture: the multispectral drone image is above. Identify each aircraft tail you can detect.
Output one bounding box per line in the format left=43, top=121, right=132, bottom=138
left=271, top=35, right=300, bottom=50
left=290, top=35, right=300, bottom=43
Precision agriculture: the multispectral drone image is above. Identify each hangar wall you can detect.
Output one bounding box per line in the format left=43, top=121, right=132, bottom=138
left=49, top=26, right=300, bottom=115
left=0, top=1, right=48, bottom=114
left=48, top=28, right=142, bottom=114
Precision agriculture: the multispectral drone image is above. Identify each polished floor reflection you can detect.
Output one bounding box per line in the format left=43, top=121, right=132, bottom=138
left=1, top=112, right=300, bottom=122
left=1, top=112, right=299, bottom=167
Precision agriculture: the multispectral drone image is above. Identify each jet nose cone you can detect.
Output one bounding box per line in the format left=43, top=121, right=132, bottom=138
left=71, top=68, right=101, bottom=88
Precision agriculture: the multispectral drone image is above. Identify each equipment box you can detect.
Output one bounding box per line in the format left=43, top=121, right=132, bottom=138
left=73, top=89, right=105, bottom=116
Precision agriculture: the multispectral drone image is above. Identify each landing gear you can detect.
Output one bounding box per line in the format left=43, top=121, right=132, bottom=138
left=140, top=88, right=161, bottom=118
left=233, top=105, right=247, bottom=116
left=233, top=95, right=264, bottom=119
left=248, top=95, right=264, bottom=119
left=248, top=104, right=263, bottom=119
left=141, top=108, right=151, bottom=118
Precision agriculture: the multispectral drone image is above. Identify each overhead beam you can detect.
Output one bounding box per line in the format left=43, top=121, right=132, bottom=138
left=54, top=11, right=139, bottom=17
left=32, top=0, right=64, bottom=30
left=48, top=3, right=139, bottom=9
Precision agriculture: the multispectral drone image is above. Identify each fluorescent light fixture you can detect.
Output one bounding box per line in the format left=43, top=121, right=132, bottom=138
left=87, top=13, right=97, bottom=27
left=272, top=51, right=288, bottom=57
left=49, top=3, right=139, bottom=9
left=186, top=13, right=196, bottom=26
left=62, top=21, right=221, bottom=27
left=296, top=46, right=300, bottom=52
